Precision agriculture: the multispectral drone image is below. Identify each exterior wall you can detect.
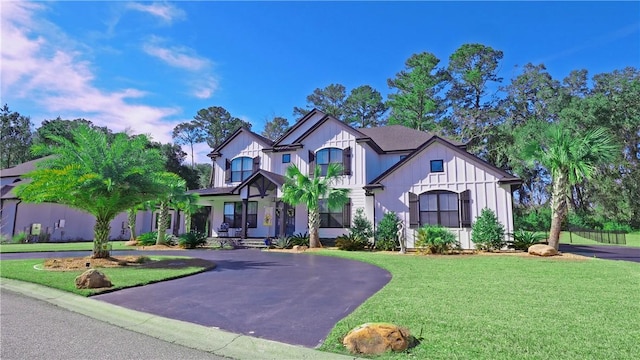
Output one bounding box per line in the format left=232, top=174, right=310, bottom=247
left=373, top=142, right=514, bottom=249
left=207, top=195, right=274, bottom=238
left=277, top=111, right=325, bottom=145
left=212, top=132, right=271, bottom=188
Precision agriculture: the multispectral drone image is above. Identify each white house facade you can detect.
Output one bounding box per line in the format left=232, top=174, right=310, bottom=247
left=193, top=109, right=521, bottom=249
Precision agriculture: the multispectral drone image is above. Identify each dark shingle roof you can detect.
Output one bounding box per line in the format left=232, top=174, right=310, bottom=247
left=357, top=126, right=464, bottom=152
left=0, top=156, right=55, bottom=178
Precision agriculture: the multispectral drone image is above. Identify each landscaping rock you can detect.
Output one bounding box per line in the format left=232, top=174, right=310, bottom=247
left=343, top=322, right=411, bottom=355
left=292, top=245, right=308, bottom=252
left=75, top=269, right=113, bottom=289
left=125, top=240, right=138, bottom=246
left=528, top=244, right=558, bottom=257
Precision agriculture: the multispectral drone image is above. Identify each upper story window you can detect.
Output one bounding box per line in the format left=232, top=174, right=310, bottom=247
left=430, top=160, right=444, bottom=173
left=231, top=157, right=253, bottom=182
left=316, top=148, right=342, bottom=176
left=282, top=154, right=291, bottom=163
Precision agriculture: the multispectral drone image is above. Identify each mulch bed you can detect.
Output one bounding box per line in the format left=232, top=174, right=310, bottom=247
left=43, top=255, right=216, bottom=271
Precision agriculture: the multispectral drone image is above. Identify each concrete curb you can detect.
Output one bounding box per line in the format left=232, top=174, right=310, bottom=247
left=1, top=278, right=359, bottom=360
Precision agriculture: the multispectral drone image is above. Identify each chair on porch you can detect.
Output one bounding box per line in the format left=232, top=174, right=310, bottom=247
left=217, top=222, right=229, bottom=237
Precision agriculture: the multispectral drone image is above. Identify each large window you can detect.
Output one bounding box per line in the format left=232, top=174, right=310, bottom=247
left=316, top=148, right=342, bottom=176
left=231, top=157, right=253, bottom=182
left=223, top=201, right=258, bottom=228
left=319, top=199, right=351, bottom=228
left=419, top=191, right=460, bottom=228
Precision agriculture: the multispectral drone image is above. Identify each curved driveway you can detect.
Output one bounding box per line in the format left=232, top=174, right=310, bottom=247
left=3, top=249, right=391, bottom=348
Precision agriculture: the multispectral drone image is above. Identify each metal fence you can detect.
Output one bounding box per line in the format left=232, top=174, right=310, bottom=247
left=567, top=227, right=627, bottom=245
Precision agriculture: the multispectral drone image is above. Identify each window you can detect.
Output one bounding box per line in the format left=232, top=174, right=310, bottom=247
left=282, top=154, right=291, bottom=163
left=430, top=160, right=444, bottom=173
left=223, top=202, right=258, bottom=228
left=318, top=198, right=351, bottom=228
left=400, top=155, right=408, bottom=161
left=419, top=191, right=459, bottom=227
left=231, top=157, right=253, bottom=182
left=316, top=148, right=342, bottom=176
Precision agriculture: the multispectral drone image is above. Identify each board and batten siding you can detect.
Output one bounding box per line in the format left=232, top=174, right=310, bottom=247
left=373, top=141, right=514, bottom=249
left=276, top=112, right=325, bottom=145
left=212, top=132, right=271, bottom=187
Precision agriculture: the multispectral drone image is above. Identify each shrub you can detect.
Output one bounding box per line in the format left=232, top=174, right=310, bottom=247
left=375, top=212, right=400, bottom=251
left=12, top=231, right=28, bottom=244
left=415, top=224, right=458, bottom=254
left=514, top=206, right=551, bottom=231
left=508, top=230, right=547, bottom=251
left=601, top=221, right=632, bottom=233
left=472, top=208, right=506, bottom=251
left=178, top=231, right=207, bottom=249
left=273, top=236, right=293, bottom=249
left=350, top=208, right=373, bottom=242
left=336, top=233, right=368, bottom=251
left=290, top=232, right=309, bottom=247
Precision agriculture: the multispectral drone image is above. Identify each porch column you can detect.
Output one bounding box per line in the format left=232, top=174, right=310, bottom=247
left=241, top=198, right=248, bottom=239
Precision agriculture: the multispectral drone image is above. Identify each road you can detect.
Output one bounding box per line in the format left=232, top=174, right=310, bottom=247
left=0, top=288, right=228, bottom=360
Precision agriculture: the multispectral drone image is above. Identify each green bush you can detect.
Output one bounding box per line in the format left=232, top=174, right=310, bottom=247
left=12, top=231, right=28, bottom=244
left=350, top=208, right=373, bottom=241
left=472, top=208, right=506, bottom=251
left=508, top=230, right=547, bottom=251
left=415, top=225, right=459, bottom=254
left=273, top=236, right=293, bottom=249
left=137, top=231, right=159, bottom=246
left=290, top=232, right=309, bottom=247
left=178, top=232, right=207, bottom=249
left=514, top=206, right=551, bottom=231
left=601, top=221, right=632, bottom=233
left=375, top=212, right=400, bottom=251
left=336, top=233, right=368, bottom=251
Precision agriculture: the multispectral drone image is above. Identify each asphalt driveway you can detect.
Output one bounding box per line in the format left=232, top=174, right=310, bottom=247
left=81, top=249, right=391, bottom=348
left=559, top=244, right=640, bottom=263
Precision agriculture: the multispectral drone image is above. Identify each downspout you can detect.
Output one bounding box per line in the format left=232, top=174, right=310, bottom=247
left=11, top=200, right=21, bottom=237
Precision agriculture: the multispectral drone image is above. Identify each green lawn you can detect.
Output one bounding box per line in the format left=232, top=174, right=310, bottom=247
left=560, top=231, right=640, bottom=247
left=0, top=256, right=213, bottom=296
left=315, top=250, right=640, bottom=359
left=0, top=241, right=130, bottom=253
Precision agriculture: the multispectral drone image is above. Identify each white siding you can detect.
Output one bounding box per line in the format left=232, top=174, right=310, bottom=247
left=276, top=112, right=326, bottom=145
left=212, top=132, right=270, bottom=187
left=373, top=142, right=514, bottom=249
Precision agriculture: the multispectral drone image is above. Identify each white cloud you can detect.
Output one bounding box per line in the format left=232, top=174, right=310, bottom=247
left=0, top=1, right=180, bottom=144
left=126, top=2, right=186, bottom=24
left=142, top=36, right=219, bottom=99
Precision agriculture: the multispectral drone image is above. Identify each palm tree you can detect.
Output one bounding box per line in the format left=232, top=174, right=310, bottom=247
left=523, top=124, right=618, bottom=249
left=154, top=177, right=187, bottom=245
left=176, top=193, right=201, bottom=233
left=15, top=125, right=179, bottom=258
left=281, top=163, right=350, bottom=248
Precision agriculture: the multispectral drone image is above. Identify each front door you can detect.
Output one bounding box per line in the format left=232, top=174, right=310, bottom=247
left=275, top=201, right=295, bottom=237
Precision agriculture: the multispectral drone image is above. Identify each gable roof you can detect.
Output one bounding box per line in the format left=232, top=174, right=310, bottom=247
left=232, top=169, right=286, bottom=194
left=0, top=156, right=55, bottom=178
left=357, top=126, right=465, bottom=152
left=365, top=135, right=521, bottom=190
left=207, top=127, right=274, bottom=158
left=269, top=109, right=323, bottom=149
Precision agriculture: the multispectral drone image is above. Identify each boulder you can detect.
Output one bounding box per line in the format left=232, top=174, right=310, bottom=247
left=528, top=244, right=558, bottom=257
left=75, top=269, right=113, bottom=289
left=125, top=240, right=138, bottom=246
left=292, top=245, right=308, bottom=252
left=343, top=323, right=411, bottom=355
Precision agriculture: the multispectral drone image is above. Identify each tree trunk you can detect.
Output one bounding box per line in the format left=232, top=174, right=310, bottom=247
left=185, top=213, right=192, bottom=233
left=127, top=209, right=137, bottom=242
left=308, top=208, right=321, bottom=248
left=156, top=202, right=169, bottom=245
left=549, top=172, right=568, bottom=250
left=93, top=216, right=111, bottom=258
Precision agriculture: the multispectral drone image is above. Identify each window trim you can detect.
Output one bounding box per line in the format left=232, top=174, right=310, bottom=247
left=430, top=159, right=444, bottom=173
left=231, top=157, right=253, bottom=182
left=223, top=201, right=258, bottom=228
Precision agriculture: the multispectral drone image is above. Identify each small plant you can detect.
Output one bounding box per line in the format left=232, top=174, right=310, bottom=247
left=415, top=225, right=459, bottom=254
left=375, top=211, right=400, bottom=251
left=290, top=232, right=309, bottom=247
left=336, top=233, right=368, bottom=251
left=37, top=232, right=51, bottom=243
left=273, top=236, right=293, bottom=249
left=508, top=230, right=547, bottom=251
left=350, top=208, right=373, bottom=242
left=12, top=231, right=28, bottom=244
left=472, top=208, right=506, bottom=251
left=137, top=231, right=158, bottom=246
left=178, top=231, right=207, bottom=249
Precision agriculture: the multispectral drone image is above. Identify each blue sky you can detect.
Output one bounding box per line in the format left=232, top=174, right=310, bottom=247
left=2, top=1, right=639, bottom=163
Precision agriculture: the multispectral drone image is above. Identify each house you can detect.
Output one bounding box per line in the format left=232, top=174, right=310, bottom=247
left=192, top=109, right=521, bottom=249
left=0, top=157, right=182, bottom=242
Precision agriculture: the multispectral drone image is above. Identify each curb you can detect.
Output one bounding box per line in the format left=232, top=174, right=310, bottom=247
left=0, top=278, right=359, bottom=360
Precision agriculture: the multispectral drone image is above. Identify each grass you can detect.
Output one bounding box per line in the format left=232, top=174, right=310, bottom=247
left=0, top=256, right=212, bottom=296
left=0, top=241, right=130, bottom=253
left=315, top=250, right=640, bottom=359
left=560, top=231, right=640, bottom=247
